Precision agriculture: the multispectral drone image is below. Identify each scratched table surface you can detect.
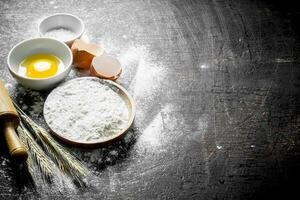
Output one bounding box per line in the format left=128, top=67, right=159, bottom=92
left=0, top=0, right=300, bottom=199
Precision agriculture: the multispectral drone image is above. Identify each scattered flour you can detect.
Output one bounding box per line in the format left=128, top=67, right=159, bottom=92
left=4, top=83, right=12, bottom=89
left=44, top=78, right=129, bottom=142
left=44, top=28, right=77, bottom=42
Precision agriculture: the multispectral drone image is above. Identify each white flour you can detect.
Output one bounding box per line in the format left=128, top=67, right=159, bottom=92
left=44, top=28, right=77, bottom=41
left=44, top=78, right=129, bottom=142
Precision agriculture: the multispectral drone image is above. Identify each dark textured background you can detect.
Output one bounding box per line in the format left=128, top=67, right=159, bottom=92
left=0, top=0, right=299, bottom=199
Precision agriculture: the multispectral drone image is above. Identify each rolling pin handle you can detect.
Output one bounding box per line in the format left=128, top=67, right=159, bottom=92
left=3, top=121, right=28, bottom=162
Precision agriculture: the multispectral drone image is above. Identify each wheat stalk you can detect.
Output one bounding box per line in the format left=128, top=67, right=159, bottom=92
left=17, top=124, right=56, bottom=182
left=14, top=102, right=88, bottom=186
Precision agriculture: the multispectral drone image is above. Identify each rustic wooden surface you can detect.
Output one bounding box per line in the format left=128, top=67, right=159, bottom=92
left=0, top=0, right=299, bottom=199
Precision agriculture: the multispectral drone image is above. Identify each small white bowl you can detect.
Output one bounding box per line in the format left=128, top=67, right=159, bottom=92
left=38, top=13, right=85, bottom=46
left=7, top=37, right=73, bottom=90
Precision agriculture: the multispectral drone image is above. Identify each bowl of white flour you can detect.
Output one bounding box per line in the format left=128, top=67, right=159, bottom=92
left=39, top=13, right=85, bottom=46
left=43, top=77, right=135, bottom=147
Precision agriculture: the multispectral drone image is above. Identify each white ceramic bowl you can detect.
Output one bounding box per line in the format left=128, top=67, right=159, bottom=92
left=7, top=37, right=73, bottom=90
left=38, top=13, right=85, bottom=46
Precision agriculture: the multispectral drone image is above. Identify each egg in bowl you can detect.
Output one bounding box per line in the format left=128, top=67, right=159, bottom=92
left=18, top=53, right=64, bottom=79
left=7, top=37, right=73, bottom=90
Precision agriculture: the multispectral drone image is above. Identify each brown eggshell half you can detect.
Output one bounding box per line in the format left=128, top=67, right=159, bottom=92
left=91, top=55, right=122, bottom=81
left=71, top=39, right=104, bottom=69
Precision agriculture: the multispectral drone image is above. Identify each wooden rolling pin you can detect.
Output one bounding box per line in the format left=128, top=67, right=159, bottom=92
left=0, top=80, right=28, bottom=162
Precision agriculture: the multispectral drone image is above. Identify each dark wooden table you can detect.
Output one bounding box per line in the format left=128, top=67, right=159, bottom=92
left=0, top=0, right=299, bottom=199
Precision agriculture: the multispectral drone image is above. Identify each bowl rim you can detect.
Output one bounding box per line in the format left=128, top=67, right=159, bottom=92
left=43, top=77, right=136, bottom=148
left=7, top=37, right=73, bottom=81
left=38, top=13, right=85, bottom=44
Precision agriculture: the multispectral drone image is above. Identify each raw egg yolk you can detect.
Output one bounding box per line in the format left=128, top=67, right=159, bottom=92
left=20, top=54, right=59, bottom=78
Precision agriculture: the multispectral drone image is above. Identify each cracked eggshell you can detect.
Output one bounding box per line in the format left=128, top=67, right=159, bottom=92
left=91, top=55, right=122, bottom=81
left=71, top=39, right=104, bottom=69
